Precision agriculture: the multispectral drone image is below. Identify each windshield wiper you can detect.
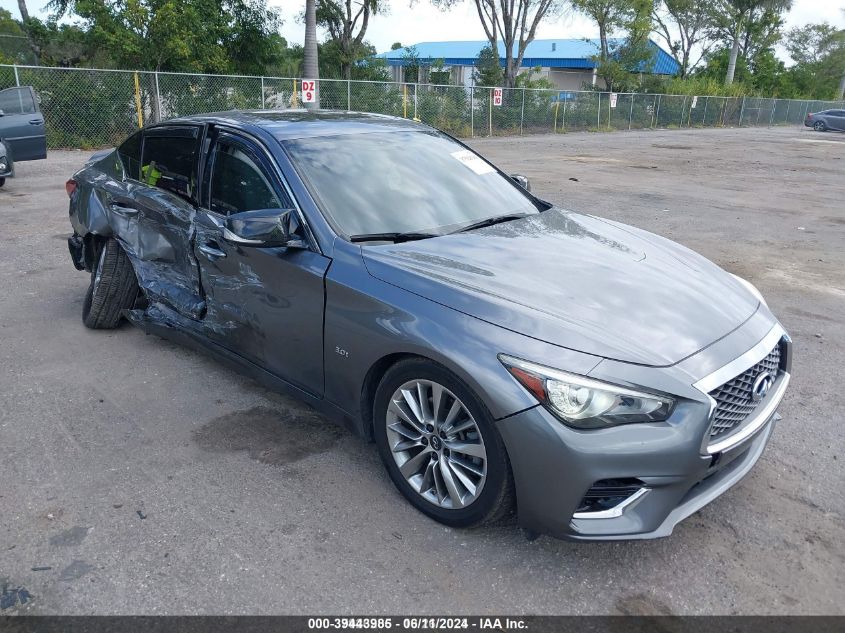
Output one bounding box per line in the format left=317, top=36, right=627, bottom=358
left=349, top=231, right=439, bottom=243
left=451, top=213, right=532, bottom=234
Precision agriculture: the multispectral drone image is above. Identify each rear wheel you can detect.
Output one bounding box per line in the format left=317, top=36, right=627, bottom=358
left=82, top=238, right=139, bottom=329
left=373, top=358, right=514, bottom=528
left=813, top=120, right=827, bottom=131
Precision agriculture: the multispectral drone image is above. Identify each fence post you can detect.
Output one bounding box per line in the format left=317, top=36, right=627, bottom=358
left=784, top=100, right=790, bottom=125
left=520, top=88, right=525, bottom=135
left=597, top=93, right=601, bottom=129
left=769, top=98, right=776, bottom=126
left=679, top=95, right=687, bottom=128
left=13, top=64, right=20, bottom=87
left=470, top=87, right=474, bottom=137
left=153, top=71, right=162, bottom=122
left=654, top=94, right=661, bottom=127
left=738, top=96, right=746, bottom=126
left=702, top=96, right=708, bottom=126
left=414, top=83, right=418, bottom=120
left=488, top=88, right=492, bottom=136
left=347, top=79, right=351, bottom=111
left=260, top=76, right=265, bottom=108
left=628, top=93, right=634, bottom=130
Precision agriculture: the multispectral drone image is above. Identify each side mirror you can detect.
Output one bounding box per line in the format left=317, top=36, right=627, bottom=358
left=223, top=208, right=307, bottom=248
left=511, top=174, right=531, bottom=192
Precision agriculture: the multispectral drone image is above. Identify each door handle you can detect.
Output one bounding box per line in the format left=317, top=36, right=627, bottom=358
left=198, top=243, right=226, bottom=260
left=29, top=119, right=42, bottom=125
left=110, top=203, right=139, bottom=216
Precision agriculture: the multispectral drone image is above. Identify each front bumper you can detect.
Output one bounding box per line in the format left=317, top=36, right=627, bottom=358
left=498, top=403, right=779, bottom=541
left=496, top=323, right=790, bottom=541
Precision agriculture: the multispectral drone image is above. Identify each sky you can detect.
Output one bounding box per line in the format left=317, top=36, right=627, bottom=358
left=3, top=0, right=844, bottom=65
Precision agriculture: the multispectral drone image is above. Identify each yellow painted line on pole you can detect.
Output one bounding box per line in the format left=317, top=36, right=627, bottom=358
left=554, top=101, right=560, bottom=133
left=488, top=88, right=492, bottom=137
left=293, top=78, right=299, bottom=108
left=133, top=72, right=143, bottom=128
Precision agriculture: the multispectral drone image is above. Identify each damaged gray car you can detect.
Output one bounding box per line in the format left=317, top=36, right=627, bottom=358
left=66, top=111, right=791, bottom=540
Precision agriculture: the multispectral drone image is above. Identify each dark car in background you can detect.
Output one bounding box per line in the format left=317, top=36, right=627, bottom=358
left=64, top=111, right=791, bottom=541
left=0, top=85, right=47, bottom=186
left=805, top=109, right=845, bottom=132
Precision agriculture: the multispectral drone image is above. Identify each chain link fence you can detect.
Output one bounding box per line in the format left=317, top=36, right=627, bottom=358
left=2, top=64, right=843, bottom=149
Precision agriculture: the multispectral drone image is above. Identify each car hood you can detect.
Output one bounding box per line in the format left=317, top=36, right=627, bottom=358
left=362, top=209, right=759, bottom=367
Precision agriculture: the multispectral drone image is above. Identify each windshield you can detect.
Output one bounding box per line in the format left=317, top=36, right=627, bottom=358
left=283, top=130, right=540, bottom=238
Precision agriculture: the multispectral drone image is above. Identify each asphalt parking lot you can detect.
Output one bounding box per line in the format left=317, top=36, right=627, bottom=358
left=1, top=125, right=843, bottom=615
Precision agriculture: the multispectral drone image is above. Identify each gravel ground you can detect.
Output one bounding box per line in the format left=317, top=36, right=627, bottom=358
left=0, top=125, right=843, bottom=615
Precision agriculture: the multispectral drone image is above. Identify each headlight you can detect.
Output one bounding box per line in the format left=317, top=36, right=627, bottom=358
left=730, top=273, right=767, bottom=307
left=499, top=355, right=674, bottom=429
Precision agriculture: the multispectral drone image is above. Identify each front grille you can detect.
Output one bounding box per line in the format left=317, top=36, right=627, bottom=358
left=708, top=343, right=782, bottom=440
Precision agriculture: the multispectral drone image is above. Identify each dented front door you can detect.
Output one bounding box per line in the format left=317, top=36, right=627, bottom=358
left=193, top=131, right=329, bottom=396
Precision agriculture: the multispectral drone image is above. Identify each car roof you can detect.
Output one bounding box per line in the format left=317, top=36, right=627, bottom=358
left=163, top=109, right=426, bottom=141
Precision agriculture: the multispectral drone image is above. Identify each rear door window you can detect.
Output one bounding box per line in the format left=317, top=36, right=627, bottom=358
left=117, top=131, right=142, bottom=180
left=0, top=87, right=36, bottom=115
left=141, top=129, right=200, bottom=202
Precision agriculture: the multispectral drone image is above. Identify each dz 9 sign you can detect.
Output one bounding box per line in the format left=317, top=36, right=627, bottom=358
left=301, top=80, right=316, bottom=103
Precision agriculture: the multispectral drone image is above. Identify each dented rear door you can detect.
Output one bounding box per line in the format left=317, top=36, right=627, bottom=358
left=128, top=125, right=206, bottom=319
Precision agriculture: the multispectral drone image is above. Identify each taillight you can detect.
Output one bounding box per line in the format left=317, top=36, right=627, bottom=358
left=65, top=179, right=77, bottom=197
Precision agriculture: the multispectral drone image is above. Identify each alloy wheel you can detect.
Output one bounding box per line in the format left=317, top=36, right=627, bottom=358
left=385, top=379, right=487, bottom=509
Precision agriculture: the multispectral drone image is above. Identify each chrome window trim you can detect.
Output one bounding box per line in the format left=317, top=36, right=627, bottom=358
left=572, top=487, right=649, bottom=520
left=693, top=323, right=789, bottom=455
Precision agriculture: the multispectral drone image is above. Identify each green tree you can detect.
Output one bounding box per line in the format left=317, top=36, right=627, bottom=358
left=430, top=0, right=567, bottom=88
left=651, top=0, right=712, bottom=78
left=472, top=44, right=503, bottom=86
left=573, top=0, right=654, bottom=91
left=0, top=8, right=34, bottom=63
left=706, top=0, right=791, bottom=84
left=317, top=0, right=383, bottom=80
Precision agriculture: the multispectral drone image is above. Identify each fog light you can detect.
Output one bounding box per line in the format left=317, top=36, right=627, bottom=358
left=573, top=478, right=648, bottom=519
left=0, top=161, right=7, bottom=172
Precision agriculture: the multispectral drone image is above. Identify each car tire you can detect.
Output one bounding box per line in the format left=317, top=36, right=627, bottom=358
left=373, top=358, right=515, bottom=528
left=813, top=121, right=827, bottom=132
left=0, top=177, right=5, bottom=188
left=82, top=238, right=139, bottom=329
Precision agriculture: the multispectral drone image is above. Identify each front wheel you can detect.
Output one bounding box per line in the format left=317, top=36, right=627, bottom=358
left=373, top=358, right=514, bottom=528
left=813, top=120, right=827, bottom=132
left=82, top=238, right=139, bottom=329
left=0, top=177, right=5, bottom=188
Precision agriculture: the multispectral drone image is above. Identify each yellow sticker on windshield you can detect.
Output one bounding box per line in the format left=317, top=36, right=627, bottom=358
left=450, top=150, right=495, bottom=175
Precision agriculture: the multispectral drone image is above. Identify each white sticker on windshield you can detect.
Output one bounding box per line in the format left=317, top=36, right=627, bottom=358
left=450, top=150, right=495, bottom=175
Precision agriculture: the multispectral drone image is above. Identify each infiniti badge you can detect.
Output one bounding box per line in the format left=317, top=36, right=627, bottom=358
left=751, top=371, right=774, bottom=402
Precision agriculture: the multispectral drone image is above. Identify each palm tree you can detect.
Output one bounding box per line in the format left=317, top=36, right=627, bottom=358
left=303, top=0, right=319, bottom=108
left=717, top=0, right=792, bottom=85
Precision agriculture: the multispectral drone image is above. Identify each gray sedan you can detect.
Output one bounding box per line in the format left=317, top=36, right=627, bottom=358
left=804, top=109, right=845, bottom=131
left=65, top=111, right=791, bottom=541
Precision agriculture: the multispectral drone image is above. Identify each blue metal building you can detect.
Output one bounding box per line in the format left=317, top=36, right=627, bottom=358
left=377, top=39, right=680, bottom=89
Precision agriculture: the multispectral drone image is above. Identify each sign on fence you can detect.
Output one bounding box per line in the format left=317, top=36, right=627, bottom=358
left=301, top=80, right=316, bottom=103
left=610, top=93, right=618, bottom=108
left=691, top=96, right=698, bottom=109
left=492, top=88, right=502, bottom=106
